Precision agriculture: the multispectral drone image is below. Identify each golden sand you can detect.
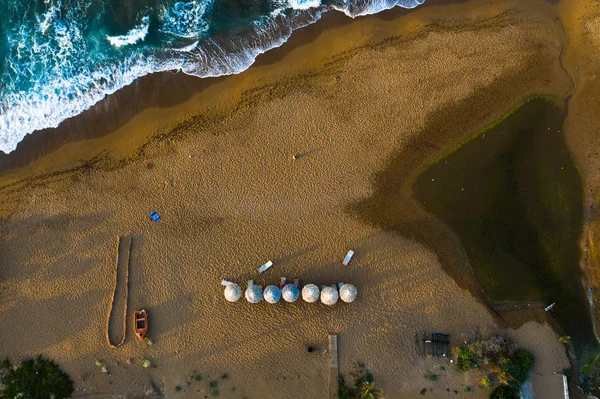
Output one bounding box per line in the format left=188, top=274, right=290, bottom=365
left=1, top=0, right=592, bottom=397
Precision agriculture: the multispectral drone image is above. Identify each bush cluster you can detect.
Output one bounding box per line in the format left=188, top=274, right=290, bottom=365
left=0, top=356, right=73, bottom=399
left=453, top=335, right=535, bottom=399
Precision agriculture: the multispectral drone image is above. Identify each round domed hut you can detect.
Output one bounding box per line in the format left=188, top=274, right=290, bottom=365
left=282, top=284, right=300, bottom=302
left=321, top=286, right=339, bottom=306
left=302, top=284, right=320, bottom=303
left=245, top=281, right=263, bottom=303
left=339, top=284, right=357, bottom=303
left=224, top=283, right=242, bottom=302
left=264, top=285, right=282, bottom=304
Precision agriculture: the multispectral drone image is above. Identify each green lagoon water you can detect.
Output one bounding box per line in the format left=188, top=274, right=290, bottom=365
left=414, top=98, right=597, bottom=361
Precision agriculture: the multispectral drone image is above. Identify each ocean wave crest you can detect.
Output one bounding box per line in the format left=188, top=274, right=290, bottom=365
left=107, top=16, right=151, bottom=48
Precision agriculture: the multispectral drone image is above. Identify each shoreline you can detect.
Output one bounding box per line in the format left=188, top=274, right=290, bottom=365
left=0, top=0, right=590, bottom=397
left=0, top=2, right=448, bottom=176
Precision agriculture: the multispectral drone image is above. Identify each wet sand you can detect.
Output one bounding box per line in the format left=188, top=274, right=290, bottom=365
left=0, top=0, right=585, bottom=397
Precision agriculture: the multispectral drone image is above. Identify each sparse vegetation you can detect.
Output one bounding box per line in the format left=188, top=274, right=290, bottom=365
left=142, top=359, right=152, bottom=368
left=192, top=373, right=202, bottom=381
left=424, top=374, right=438, bottom=382
left=0, top=356, right=73, bottom=399
left=337, top=363, right=383, bottom=399
left=419, top=388, right=427, bottom=395
left=175, top=385, right=182, bottom=392
left=209, top=380, right=218, bottom=388
left=220, top=373, right=228, bottom=380
left=211, top=389, right=219, bottom=396
left=453, top=334, right=535, bottom=398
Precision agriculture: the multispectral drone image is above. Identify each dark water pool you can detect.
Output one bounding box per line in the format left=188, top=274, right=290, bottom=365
left=413, top=98, right=596, bottom=362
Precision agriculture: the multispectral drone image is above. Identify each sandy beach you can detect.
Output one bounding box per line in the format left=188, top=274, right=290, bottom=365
left=2, top=0, right=596, bottom=397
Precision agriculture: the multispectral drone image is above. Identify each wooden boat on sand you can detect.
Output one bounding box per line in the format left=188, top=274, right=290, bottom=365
left=134, top=309, right=148, bottom=340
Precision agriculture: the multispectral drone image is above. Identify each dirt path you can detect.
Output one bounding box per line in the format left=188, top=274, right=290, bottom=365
left=107, top=236, right=131, bottom=347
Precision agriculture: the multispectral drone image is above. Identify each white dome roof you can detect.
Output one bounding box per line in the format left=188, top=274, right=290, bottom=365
left=302, top=284, right=320, bottom=303
left=264, top=285, right=281, bottom=304
left=245, top=285, right=263, bottom=303
left=321, top=286, right=339, bottom=305
left=224, top=284, right=242, bottom=302
left=282, top=284, right=300, bottom=302
left=339, top=284, right=357, bottom=303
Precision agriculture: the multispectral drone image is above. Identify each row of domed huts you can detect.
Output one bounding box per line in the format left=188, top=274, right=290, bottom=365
left=224, top=280, right=357, bottom=305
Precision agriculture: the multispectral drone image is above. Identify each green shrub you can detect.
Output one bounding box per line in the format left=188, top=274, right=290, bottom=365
left=175, top=385, right=182, bottom=392
left=457, top=346, right=481, bottom=371
left=490, top=384, right=519, bottom=399
left=504, top=348, right=535, bottom=385
left=424, top=374, right=438, bottom=381
left=211, top=389, right=219, bottom=396
left=0, top=356, right=73, bottom=399
left=209, top=380, right=218, bottom=388
left=337, top=375, right=354, bottom=399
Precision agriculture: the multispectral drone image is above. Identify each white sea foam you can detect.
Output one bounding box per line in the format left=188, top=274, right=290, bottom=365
left=288, top=0, right=322, bottom=10
left=160, top=0, right=211, bottom=38
left=333, top=0, right=425, bottom=17
left=174, top=41, right=200, bottom=52
left=107, top=16, right=150, bottom=48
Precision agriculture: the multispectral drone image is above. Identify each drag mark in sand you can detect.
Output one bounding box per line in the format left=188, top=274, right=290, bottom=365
left=107, top=236, right=132, bottom=347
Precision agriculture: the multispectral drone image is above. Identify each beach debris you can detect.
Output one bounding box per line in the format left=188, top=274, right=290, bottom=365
left=339, top=284, right=357, bottom=303
left=245, top=280, right=263, bottom=303
left=321, top=286, right=339, bottom=305
left=282, top=283, right=300, bottom=302
left=224, top=283, right=242, bottom=302
left=257, top=260, right=273, bottom=274
left=264, top=285, right=282, bottom=304
left=302, top=284, right=320, bottom=303
left=150, top=210, right=161, bottom=222
left=221, top=280, right=234, bottom=286
left=134, top=309, right=148, bottom=340
left=544, top=302, right=556, bottom=312
left=342, top=250, right=354, bottom=265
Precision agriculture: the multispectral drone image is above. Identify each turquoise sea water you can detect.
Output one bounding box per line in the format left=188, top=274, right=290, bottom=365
left=0, top=0, right=424, bottom=154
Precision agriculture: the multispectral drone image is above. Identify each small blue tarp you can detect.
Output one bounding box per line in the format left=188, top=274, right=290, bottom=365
left=150, top=211, right=161, bottom=222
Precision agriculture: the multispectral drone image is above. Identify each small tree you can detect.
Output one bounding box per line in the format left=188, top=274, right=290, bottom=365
left=490, top=384, right=519, bottom=399
left=0, top=356, right=73, bottom=399
left=358, top=381, right=383, bottom=399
